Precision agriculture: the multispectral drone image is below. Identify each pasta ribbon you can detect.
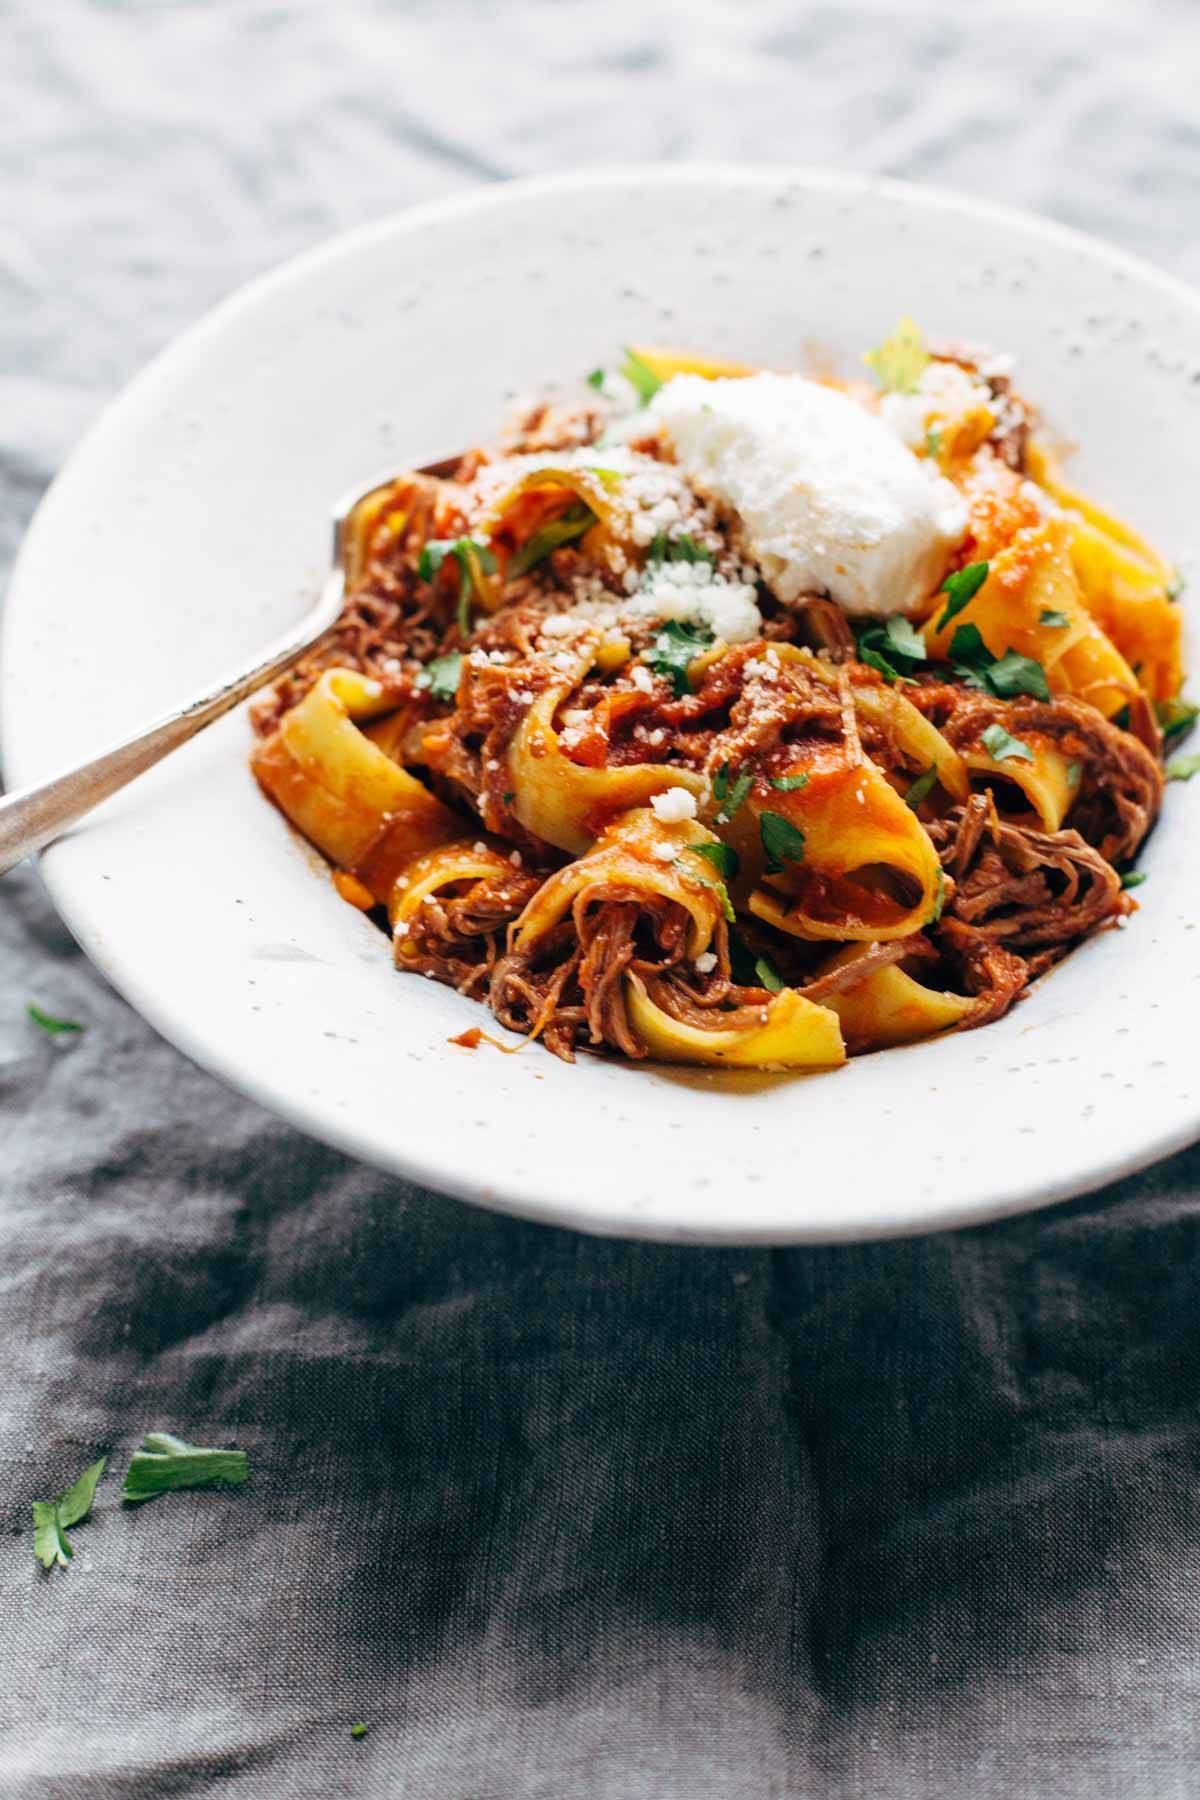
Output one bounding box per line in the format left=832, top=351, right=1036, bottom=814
left=476, top=465, right=624, bottom=595
left=390, top=840, right=514, bottom=960
left=922, top=517, right=1137, bottom=719
left=624, top=978, right=845, bottom=1070
left=963, top=737, right=1076, bottom=832
left=1026, top=441, right=1182, bottom=702
left=726, top=748, right=943, bottom=941
left=251, top=669, right=460, bottom=902
left=626, top=346, right=756, bottom=383
left=507, top=653, right=706, bottom=855
left=816, top=946, right=972, bottom=1051
left=509, top=807, right=723, bottom=962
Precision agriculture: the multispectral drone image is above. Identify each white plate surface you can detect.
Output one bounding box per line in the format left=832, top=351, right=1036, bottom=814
left=5, top=166, right=1200, bottom=1244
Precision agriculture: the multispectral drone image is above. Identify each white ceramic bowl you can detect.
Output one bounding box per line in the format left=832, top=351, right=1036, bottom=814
left=6, top=167, right=1200, bottom=1243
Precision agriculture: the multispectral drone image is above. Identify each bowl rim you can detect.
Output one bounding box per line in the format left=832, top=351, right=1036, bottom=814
left=7, top=162, right=1200, bottom=1244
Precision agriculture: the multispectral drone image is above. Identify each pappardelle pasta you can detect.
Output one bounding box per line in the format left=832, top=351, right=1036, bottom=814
left=251, top=325, right=1186, bottom=1070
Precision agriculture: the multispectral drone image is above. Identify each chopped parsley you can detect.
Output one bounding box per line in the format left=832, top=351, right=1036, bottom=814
left=754, top=954, right=784, bottom=994
left=33, top=1456, right=107, bottom=1571
left=863, top=316, right=929, bottom=395
left=676, top=856, right=735, bottom=922
left=688, top=840, right=740, bottom=882
left=1067, top=760, right=1082, bottom=790
left=759, top=811, right=806, bottom=875
left=418, top=537, right=498, bottom=635
left=646, top=531, right=715, bottom=566
left=1167, top=568, right=1186, bottom=601
left=121, top=1432, right=249, bottom=1505
left=904, top=764, right=939, bottom=810
left=586, top=368, right=605, bottom=391
left=620, top=348, right=663, bottom=406
left=1166, top=753, right=1200, bottom=783
left=856, top=615, right=926, bottom=684
left=508, top=504, right=596, bottom=577
left=1121, top=870, right=1148, bottom=890
left=1038, top=608, right=1069, bottom=628
left=930, top=867, right=946, bottom=925
left=26, top=1003, right=83, bottom=1037
left=937, top=562, right=990, bottom=632
left=769, top=773, right=810, bottom=792
left=949, top=624, right=1049, bottom=701
left=1156, top=695, right=1199, bottom=748
left=925, top=426, right=943, bottom=458
left=649, top=620, right=714, bottom=697
left=350, top=1723, right=370, bottom=1741
left=981, top=722, right=1035, bottom=764
left=712, top=761, right=753, bottom=822
left=415, top=651, right=463, bottom=704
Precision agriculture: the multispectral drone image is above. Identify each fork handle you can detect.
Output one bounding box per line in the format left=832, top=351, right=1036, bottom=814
left=0, top=575, right=342, bottom=877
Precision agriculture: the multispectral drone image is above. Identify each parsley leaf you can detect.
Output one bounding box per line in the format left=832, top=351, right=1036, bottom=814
left=884, top=616, right=927, bottom=662
left=863, top=317, right=929, bottom=395
left=676, top=856, right=735, bottom=922
left=754, top=954, right=784, bottom=994
left=759, top=811, right=806, bottom=875
left=649, top=620, right=714, bottom=697
left=986, top=650, right=1051, bottom=701
left=689, top=840, right=740, bottom=882
left=415, top=652, right=463, bottom=704
left=904, top=764, right=939, bottom=810
left=26, top=1003, right=83, bottom=1037
left=508, top=504, right=596, bottom=578
left=33, top=1455, right=107, bottom=1570
left=418, top=537, right=497, bottom=636
left=926, top=426, right=943, bottom=458
left=586, top=368, right=605, bottom=391
left=1166, top=753, right=1200, bottom=783
left=1121, top=870, right=1148, bottom=890
left=620, top=348, right=663, bottom=406
left=1039, top=608, right=1069, bottom=628
left=121, top=1432, right=249, bottom=1505
left=351, top=1722, right=370, bottom=1741
left=856, top=617, right=925, bottom=684
left=937, top=562, right=990, bottom=632
left=948, top=621, right=992, bottom=686
left=646, top=531, right=715, bottom=566
left=1156, top=695, right=1199, bottom=748
left=770, top=773, right=809, bottom=791
left=712, top=761, right=753, bottom=822
left=981, top=722, right=1035, bottom=763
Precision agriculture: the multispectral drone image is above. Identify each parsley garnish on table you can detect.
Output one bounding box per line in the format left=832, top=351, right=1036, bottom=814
left=121, top=1432, right=250, bottom=1504
left=26, top=1003, right=83, bottom=1037
left=33, top=1456, right=107, bottom=1570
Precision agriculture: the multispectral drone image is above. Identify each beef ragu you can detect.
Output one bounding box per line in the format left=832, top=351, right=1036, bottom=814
left=250, top=327, right=1186, bottom=1072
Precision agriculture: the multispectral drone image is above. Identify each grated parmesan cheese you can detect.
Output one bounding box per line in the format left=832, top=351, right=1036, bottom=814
left=650, top=788, right=699, bottom=823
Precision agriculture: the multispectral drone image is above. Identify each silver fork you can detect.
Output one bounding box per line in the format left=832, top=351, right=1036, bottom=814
left=0, top=457, right=458, bottom=877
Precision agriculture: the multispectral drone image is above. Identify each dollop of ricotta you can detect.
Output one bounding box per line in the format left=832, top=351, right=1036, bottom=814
left=650, top=373, right=967, bottom=617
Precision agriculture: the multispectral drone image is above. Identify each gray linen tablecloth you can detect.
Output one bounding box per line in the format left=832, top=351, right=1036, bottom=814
left=5, top=4, right=1200, bottom=1795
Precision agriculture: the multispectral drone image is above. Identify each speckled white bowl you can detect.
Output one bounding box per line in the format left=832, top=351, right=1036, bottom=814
left=5, top=167, right=1200, bottom=1243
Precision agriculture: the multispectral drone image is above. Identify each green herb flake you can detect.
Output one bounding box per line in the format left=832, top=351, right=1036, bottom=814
left=1039, top=609, right=1069, bottom=628
left=646, top=531, right=715, bottom=567
left=754, top=955, right=784, bottom=994
left=502, top=791, right=516, bottom=807
left=620, top=348, right=663, bottom=407
left=26, top=1004, right=84, bottom=1037
left=1067, top=760, right=1082, bottom=791
left=1156, top=695, right=1199, bottom=748
left=981, top=722, right=1035, bottom=764
left=884, top=616, right=927, bottom=662
left=121, top=1433, right=249, bottom=1506
left=350, top=1723, right=370, bottom=1741
left=33, top=1455, right=107, bottom=1571
left=649, top=620, right=714, bottom=698
left=418, top=537, right=497, bottom=636
left=1121, top=870, right=1148, bottom=890
left=688, top=840, right=740, bottom=882
left=416, top=652, right=463, bottom=704
left=930, top=867, right=946, bottom=925
left=985, top=650, right=1051, bottom=702
left=759, top=810, right=806, bottom=875
left=904, top=764, right=939, bottom=810
left=863, top=317, right=930, bottom=395
left=586, top=368, right=605, bottom=391
left=1166, top=753, right=1200, bottom=783
left=676, top=858, right=735, bottom=922
left=712, top=761, right=753, bottom=822
left=769, top=773, right=810, bottom=792
left=1167, top=568, right=1186, bottom=601
left=937, top=562, right=990, bottom=632
left=508, top=504, right=595, bottom=578
left=925, top=426, right=942, bottom=458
